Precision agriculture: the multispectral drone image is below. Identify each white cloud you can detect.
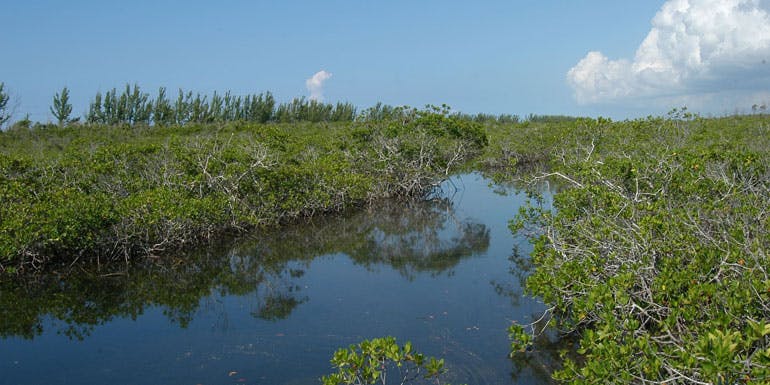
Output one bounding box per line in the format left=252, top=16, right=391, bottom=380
left=567, top=0, right=770, bottom=110
left=306, top=70, right=332, bottom=101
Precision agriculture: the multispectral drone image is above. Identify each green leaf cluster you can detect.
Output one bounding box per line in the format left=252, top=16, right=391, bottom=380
left=322, top=337, right=450, bottom=385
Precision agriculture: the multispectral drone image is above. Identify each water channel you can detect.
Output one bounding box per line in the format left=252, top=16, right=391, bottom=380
left=0, top=173, right=558, bottom=385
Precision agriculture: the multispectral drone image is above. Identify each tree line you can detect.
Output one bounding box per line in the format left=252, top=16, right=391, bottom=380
left=83, top=85, right=358, bottom=125
left=1, top=82, right=533, bottom=129
left=2, top=83, right=359, bottom=128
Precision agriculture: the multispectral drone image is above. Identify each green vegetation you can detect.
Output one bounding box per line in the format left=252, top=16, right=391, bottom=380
left=4, top=79, right=770, bottom=384
left=0, top=106, right=486, bottom=274
left=50, top=86, right=73, bottom=126
left=275, top=96, right=356, bottom=123
left=81, top=84, right=356, bottom=126
left=0, top=82, right=10, bottom=128
left=322, top=337, right=451, bottom=385
left=504, top=112, right=770, bottom=384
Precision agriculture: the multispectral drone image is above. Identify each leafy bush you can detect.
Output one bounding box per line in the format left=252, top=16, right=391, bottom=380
left=0, top=108, right=487, bottom=274
left=322, top=337, right=451, bottom=385
left=507, top=115, right=770, bottom=384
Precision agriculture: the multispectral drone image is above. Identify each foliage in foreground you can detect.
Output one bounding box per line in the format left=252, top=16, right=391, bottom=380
left=322, top=337, right=451, bottom=385
left=506, top=113, right=770, bottom=384
left=0, top=108, right=486, bottom=274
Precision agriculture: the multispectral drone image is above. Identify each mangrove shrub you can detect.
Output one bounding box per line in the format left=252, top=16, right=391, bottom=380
left=0, top=108, right=486, bottom=274
left=508, top=115, right=770, bottom=384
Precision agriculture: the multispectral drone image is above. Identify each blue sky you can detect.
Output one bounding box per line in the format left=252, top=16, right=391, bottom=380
left=2, top=0, right=769, bottom=122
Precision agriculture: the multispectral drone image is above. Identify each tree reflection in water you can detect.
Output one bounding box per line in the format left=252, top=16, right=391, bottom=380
left=493, top=210, right=578, bottom=385
left=0, top=196, right=489, bottom=340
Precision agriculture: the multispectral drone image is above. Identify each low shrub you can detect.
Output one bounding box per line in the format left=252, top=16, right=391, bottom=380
left=508, top=114, right=770, bottom=384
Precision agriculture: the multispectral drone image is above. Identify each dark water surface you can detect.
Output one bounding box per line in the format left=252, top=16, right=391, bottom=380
left=0, top=173, right=556, bottom=385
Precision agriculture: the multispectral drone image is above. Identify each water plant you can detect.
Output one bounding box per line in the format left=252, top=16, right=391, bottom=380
left=322, top=337, right=450, bottom=385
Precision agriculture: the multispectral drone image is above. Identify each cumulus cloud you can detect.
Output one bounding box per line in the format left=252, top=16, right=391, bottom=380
left=306, top=70, right=332, bottom=101
left=567, top=0, right=770, bottom=109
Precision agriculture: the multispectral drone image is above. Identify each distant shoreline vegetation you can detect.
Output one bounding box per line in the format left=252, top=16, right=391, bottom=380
left=0, top=94, right=488, bottom=275
left=1, top=82, right=588, bottom=130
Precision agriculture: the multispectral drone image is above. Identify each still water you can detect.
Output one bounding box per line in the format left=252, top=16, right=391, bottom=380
left=0, top=173, right=556, bottom=385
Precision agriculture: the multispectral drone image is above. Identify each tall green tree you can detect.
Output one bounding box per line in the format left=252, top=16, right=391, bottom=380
left=0, top=82, right=11, bottom=128
left=50, top=86, right=73, bottom=126
left=153, top=87, right=174, bottom=126
left=86, top=92, right=104, bottom=124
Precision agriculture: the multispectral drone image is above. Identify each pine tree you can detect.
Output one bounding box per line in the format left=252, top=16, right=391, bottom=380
left=50, top=86, right=73, bottom=126
left=0, top=82, right=11, bottom=128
